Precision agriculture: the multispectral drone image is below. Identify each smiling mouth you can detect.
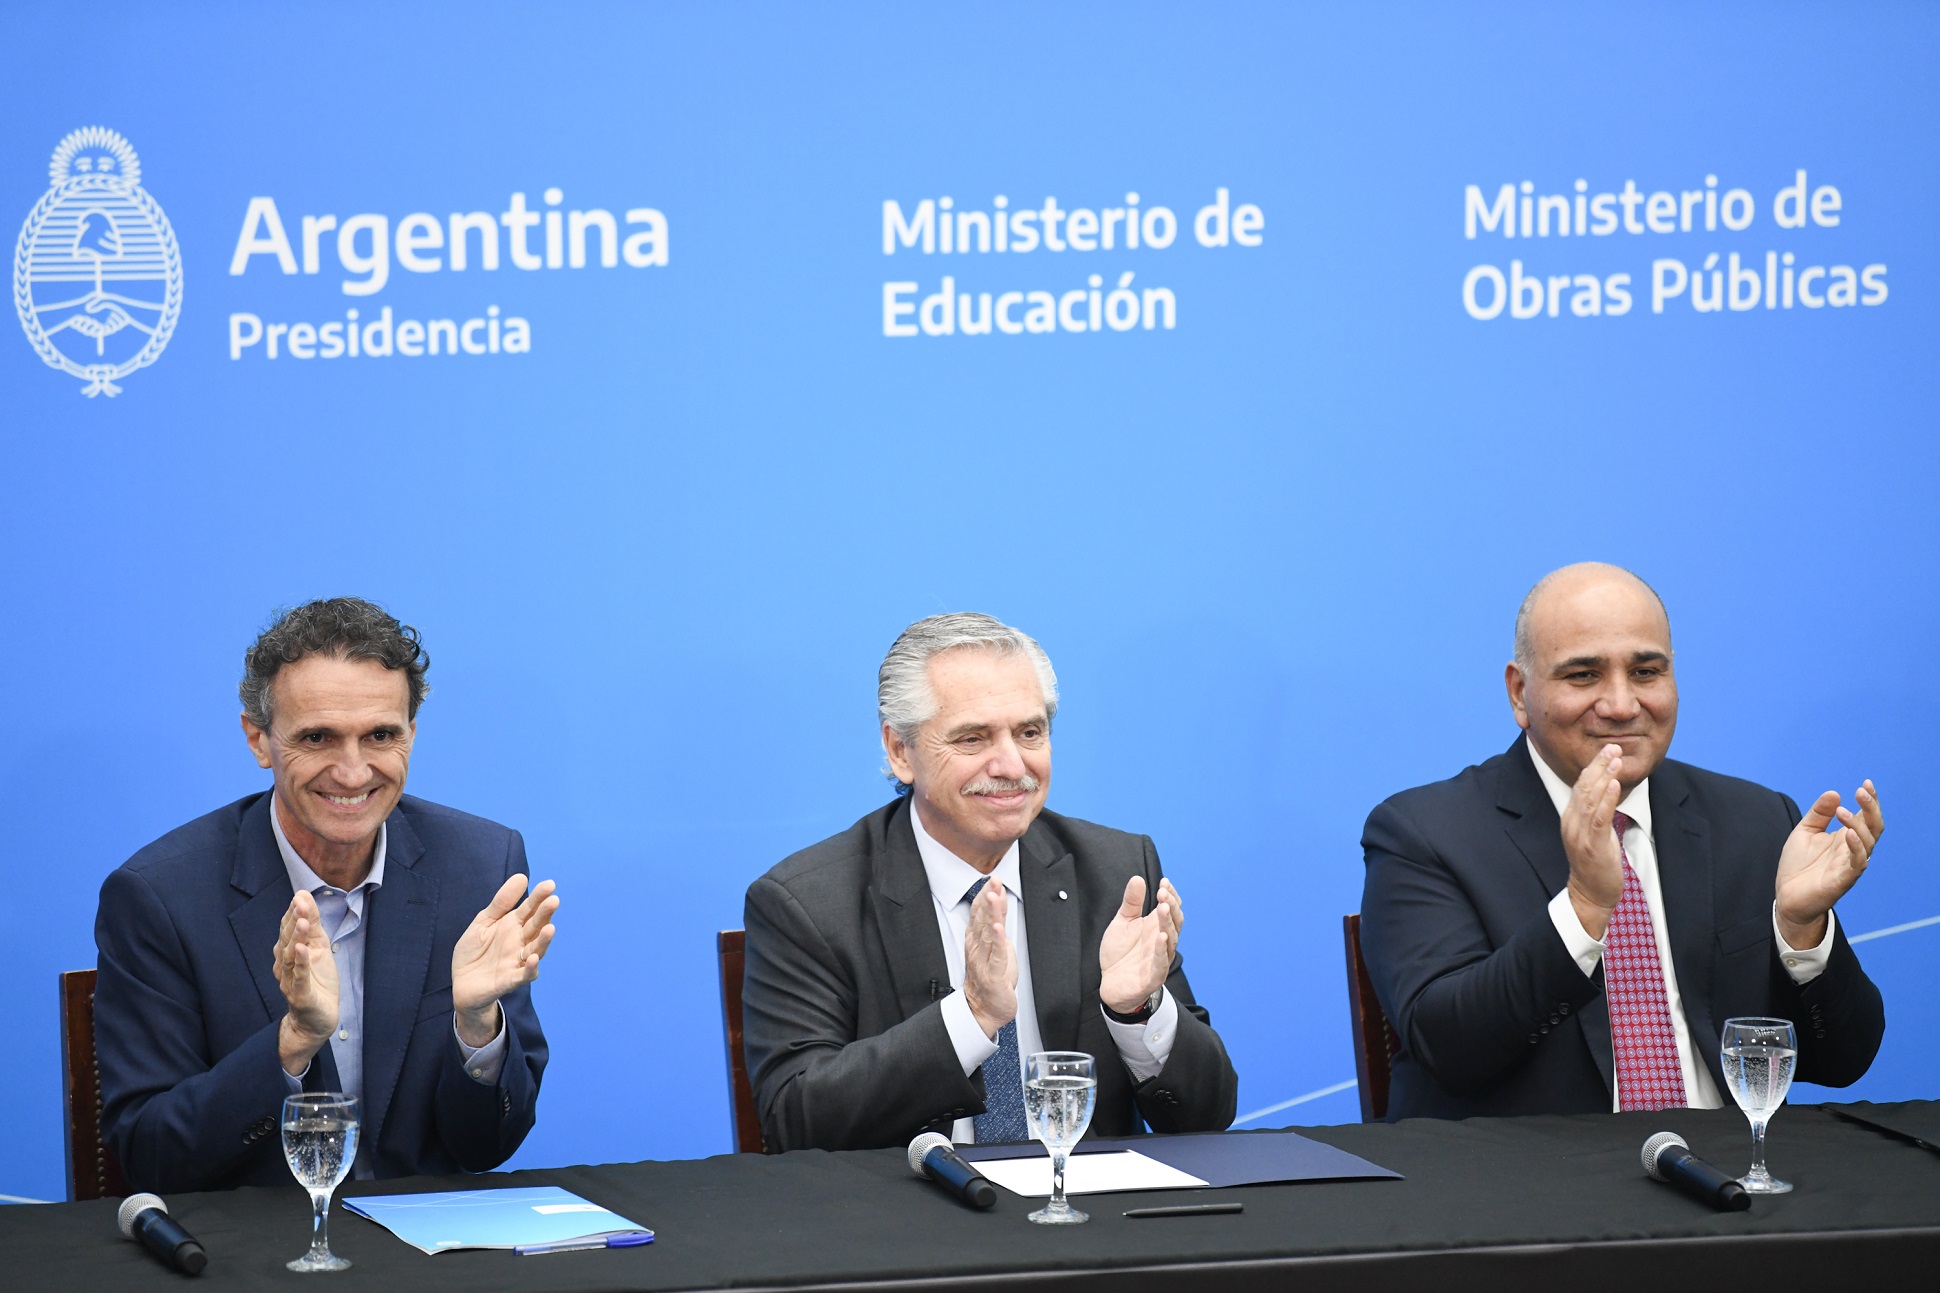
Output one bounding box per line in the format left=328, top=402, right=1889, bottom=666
left=319, top=791, right=373, bottom=807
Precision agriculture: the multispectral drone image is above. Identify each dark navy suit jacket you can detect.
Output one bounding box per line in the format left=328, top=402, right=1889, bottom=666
left=1360, top=739, right=1884, bottom=1121
left=95, top=792, right=548, bottom=1192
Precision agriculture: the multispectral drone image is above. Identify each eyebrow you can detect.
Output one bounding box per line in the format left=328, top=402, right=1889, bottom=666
left=1553, top=650, right=1670, bottom=671
left=942, top=714, right=1048, bottom=739
left=289, top=722, right=403, bottom=739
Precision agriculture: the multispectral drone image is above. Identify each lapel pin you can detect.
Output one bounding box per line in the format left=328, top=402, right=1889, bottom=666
left=1057, top=890, right=1068, bottom=900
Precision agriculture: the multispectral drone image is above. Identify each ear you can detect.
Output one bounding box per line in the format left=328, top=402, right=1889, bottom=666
left=882, top=723, right=916, bottom=789
left=241, top=713, right=274, bottom=769
left=1504, top=662, right=1532, bottom=731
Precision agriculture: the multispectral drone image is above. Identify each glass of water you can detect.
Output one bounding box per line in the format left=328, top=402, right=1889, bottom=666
left=1720, top=1017, right=1797, bottom=1194
left=282, top=1092, right=360, bottom=1271
left=1024, top=1051, right=1097, bottom=1225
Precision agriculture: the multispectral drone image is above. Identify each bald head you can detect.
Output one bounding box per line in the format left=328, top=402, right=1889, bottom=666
left=1506, top=563, right=1679, bottom=792
left=1514, top=563, right=1671, bottom=675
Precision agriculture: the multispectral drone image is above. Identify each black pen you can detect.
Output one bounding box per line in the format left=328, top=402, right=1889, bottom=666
left=1122, top=1203, right=1244, bottom=1218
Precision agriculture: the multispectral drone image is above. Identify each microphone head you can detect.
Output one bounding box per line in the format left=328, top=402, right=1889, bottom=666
left=117, top=1193, right=165, bottom=1239
left=907, top=1131, right=953, bottom=1177
left=1641, top=1131, right=1689, bottom=1182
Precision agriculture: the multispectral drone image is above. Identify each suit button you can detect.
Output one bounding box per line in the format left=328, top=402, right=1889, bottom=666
left=1539, top=1026, right=1550, bottom=1036
left=1528, top=1033, right=1541, bottom=1044
left=1547, top=1015, right=1560, bottom=1025
left=1558, top=1003, right=1571, bottom=1015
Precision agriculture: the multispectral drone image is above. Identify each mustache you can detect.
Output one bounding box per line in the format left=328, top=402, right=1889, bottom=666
left=962, top=776, right=1041, bottom=796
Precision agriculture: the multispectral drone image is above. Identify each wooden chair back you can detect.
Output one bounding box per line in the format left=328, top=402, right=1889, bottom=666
left=60, top=968, right=129, bottom=1200
left=716, top=930, right=766, bottom=1154
left=1342, top=914, right=1399, bottom=1123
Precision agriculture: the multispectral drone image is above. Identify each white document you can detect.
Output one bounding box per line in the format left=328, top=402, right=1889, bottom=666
left=976, top=1150, right=1209, bottom=1197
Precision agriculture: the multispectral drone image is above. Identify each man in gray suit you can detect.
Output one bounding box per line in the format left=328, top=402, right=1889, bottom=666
left=742, top=613, right=1239, bottom=1153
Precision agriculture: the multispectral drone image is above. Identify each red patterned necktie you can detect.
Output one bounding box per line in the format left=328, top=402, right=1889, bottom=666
left=1605, top=811, right=1688, bottom=1111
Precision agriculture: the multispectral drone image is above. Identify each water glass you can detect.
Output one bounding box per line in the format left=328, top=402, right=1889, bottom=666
left=282, top=1092, right=360, bottom=1272
left=1024, top=1051, right=1097, bottom=1225
left=1720, top=1017, right=1797, bottom=1194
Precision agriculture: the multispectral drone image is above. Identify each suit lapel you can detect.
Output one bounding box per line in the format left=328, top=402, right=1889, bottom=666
left=1495, top=739, right=1615, bottom=1097
left=358, top=808, right=436, bottom=1155
left=1497, top=739, right=1571, bottom=900
left=868, top=799, right=954, bottom=1022
left=1650, top=764, right=1722, bottom=1094
left=229, top=794, right=297, bottom=1023
left=229, top=794, right=345, bottom=1093
left=1019, top=821, right=1080, bottom=1051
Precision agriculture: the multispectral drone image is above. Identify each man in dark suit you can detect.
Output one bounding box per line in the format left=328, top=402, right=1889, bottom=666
left=743, top=613, right=1238, bottom=1153
left=1361, top=563, right=1885, bottom=1120
left=95, top=598, right=561, bottom=1192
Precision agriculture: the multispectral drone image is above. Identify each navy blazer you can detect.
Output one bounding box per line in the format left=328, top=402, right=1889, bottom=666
left=95, top=792, right=548, bottom=1192
left=1360, top=739, right=1884, bottom=1121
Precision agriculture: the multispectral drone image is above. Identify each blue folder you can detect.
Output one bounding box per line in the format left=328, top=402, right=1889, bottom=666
left=343, top=1185, right=653, bottom=1254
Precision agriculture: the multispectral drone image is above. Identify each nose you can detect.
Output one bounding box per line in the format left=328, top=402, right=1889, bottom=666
left=985, top=732, right=1028, bottom=780
left=1596, top=675, right=1641, bottom=724
left=328, top=743, right=372, bottom=791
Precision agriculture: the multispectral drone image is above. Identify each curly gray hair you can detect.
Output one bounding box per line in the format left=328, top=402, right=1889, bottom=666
left=240, top=597, right=430, bottom=730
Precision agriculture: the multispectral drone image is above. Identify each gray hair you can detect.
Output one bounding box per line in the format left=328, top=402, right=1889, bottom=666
left=878, top=613, right=1059, bottom=792
left=1513, top=563, right=1671, bottom=673
left=240, top=597, right=430, bottom=730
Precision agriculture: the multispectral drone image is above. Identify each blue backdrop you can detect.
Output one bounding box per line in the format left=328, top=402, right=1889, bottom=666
left=5, top=1, right=1936, bottom=1203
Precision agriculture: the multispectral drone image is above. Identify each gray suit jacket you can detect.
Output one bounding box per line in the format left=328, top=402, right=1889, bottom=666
left=742, top=798, right=1239, bottom=1152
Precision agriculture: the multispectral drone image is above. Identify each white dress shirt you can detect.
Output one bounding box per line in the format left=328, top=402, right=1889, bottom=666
left=1528, top=741, right=1834, bottom=1111
left=909, top=799, right=1179, bottom=1142
left=271, top=794, right=505, bottom=1175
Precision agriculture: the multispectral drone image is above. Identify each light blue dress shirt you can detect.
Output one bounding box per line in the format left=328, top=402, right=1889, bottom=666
left=271, top=793, right=507, bottom=1177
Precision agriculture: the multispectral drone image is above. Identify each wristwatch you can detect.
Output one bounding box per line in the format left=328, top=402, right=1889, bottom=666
left=1104, top=988, right=1163, bottom=1025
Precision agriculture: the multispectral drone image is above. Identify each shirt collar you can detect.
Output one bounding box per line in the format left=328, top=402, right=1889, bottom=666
left=909, top=796, right=1023, bottom=908
left=270, top=791, right=388, bottom=897
left=1524, top=735, right=1652, bottom=837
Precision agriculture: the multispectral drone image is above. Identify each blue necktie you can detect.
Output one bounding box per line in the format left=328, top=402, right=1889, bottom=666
left=964, top=876, right=1029, bottom=1143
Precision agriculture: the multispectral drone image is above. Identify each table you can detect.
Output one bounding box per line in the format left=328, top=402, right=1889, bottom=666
left=8, top=1105, right=1938, bottom=1291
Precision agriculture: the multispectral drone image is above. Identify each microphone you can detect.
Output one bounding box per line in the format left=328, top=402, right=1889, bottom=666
left=908, top=1132, right=998, bottom=1209
left=1641, top=1132, right=1751, bottom=1212
left=118, top=1193, right=208, bottom=1275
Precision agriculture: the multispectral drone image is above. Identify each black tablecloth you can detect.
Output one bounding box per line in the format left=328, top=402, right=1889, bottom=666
left=1824, top=1099, right=1940, bottom=1152
left=10, top=1105, right=1939, bottom=1291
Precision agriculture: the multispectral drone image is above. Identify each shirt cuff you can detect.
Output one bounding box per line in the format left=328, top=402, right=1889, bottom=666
left=454, top=1013, right=510, bottom=1084
left=1102, top=989, right=1179, bottom=1083
left=940, top=988, right=1001, bottom=1078
left=283, top=1062, right=308, bottom=1093
left=1773, top=902, right=1836, bottom=984
left=1548, top=888, right=1606, bottom=978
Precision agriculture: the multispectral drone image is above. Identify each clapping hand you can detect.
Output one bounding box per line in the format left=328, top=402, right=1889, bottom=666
left=1776, top=781, right=1882, bottom=950
left=1561, top=744, right=1626, bottom=940
left=273, top=890, right=340, bottom=1075
left=452, top=874, right=559, bottom=1047
left=961, top=879, right=1018, bottom=1040
left=1098, top=876, right=1181, bottom=1015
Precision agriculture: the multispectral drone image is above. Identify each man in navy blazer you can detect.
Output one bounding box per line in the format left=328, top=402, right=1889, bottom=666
left=1361, top=564, right=1885, bottom=1120
left=95, top=598, right=561, bottom=1192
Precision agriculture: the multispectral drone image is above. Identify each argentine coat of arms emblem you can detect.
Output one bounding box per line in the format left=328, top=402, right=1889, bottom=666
left=14, top=127, right=182, bottom=396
